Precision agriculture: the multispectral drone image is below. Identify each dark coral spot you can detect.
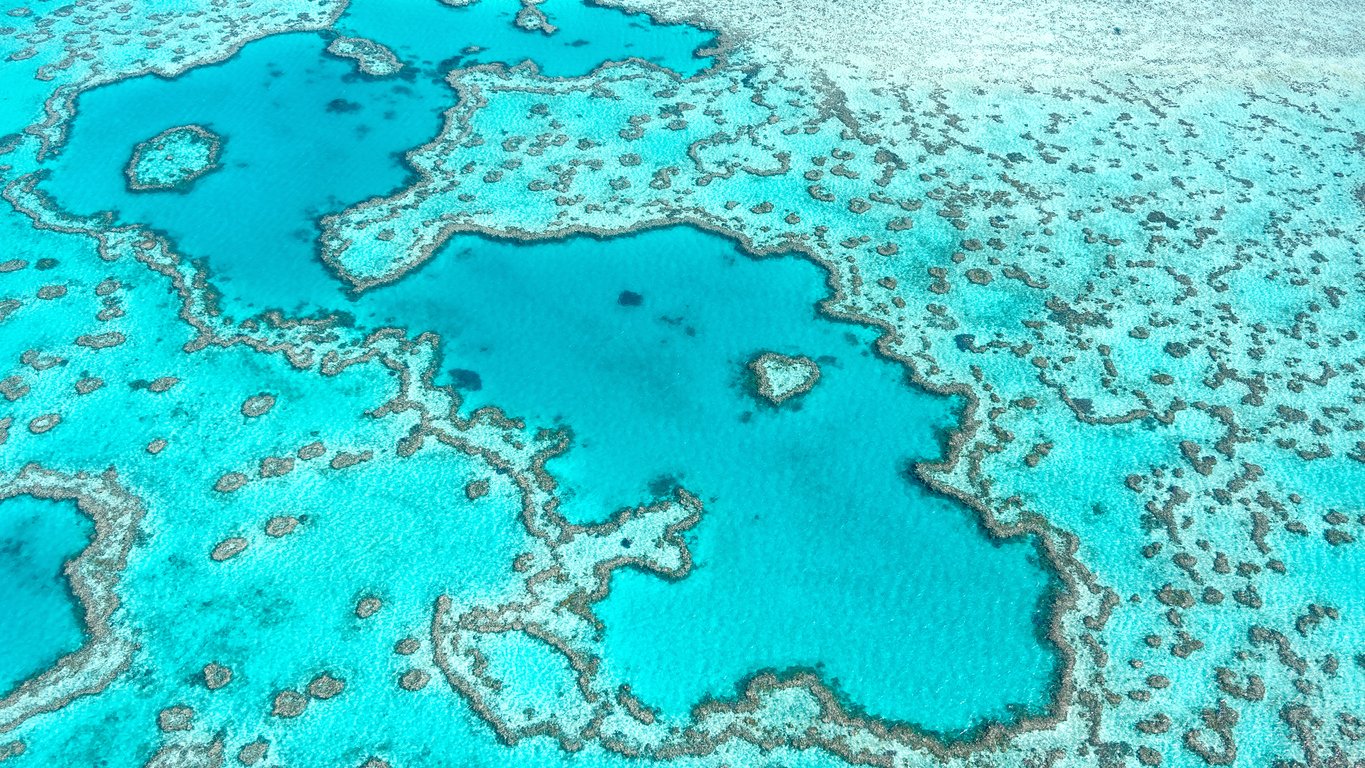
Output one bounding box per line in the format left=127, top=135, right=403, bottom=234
left=326, top=98, right=363, bottom=114
left=449, top=369, right=483, bottom=391
left=647, top=475, right=678, bottom=496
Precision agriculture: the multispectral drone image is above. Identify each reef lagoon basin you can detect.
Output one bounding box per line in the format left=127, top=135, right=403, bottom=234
left=2, top=1, right=1365, bottom=767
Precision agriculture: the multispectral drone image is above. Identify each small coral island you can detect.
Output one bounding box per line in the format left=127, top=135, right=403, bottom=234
left=747, top=352, right=821, bottom=405
left=325, top=35, right=404, bottom=76
left=123, top=124, right=222, bottom=193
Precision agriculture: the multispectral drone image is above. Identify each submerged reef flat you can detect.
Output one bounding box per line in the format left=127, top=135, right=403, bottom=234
left=122, top=125, right=222, bottom=193
left=1, top=0, right=1364, bottom=767
left=591, top=0, right=1363, bottom=86
left=748, top=351, right=821, bottom=405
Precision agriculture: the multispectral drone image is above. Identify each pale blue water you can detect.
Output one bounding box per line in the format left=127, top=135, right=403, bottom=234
left=6, top=0, right=1361, bottom=766
left=43, top=55, right=1057, bottom=735
left=45, top=32, right=447, bottom=312
left=371, top=228, right=1058, bottom=729
left=0, top=496, right=90, bottom=696
left=44, top=5, right=715, bottom=313
left=335, top=0, right=717, bottom=78
left=37, top=9, right=1056, bottom=741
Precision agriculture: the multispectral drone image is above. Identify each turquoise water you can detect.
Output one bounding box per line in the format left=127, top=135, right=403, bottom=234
left=370, top=228, right=1058, bottom=729
left=0, top=496, right=91, bottom=696
left=41, top=46, right=1059, bottom=732
left=33, top=0, right=1057, bottom=736
left=6, top=0, right=1364, bottom=765
left=44, top=31, right=448, bottom=313
left=43, top=0, right=715, bottom=314
left=335, top=0, right=717, bottom=78
left=0, top=206, right=617, bottom=768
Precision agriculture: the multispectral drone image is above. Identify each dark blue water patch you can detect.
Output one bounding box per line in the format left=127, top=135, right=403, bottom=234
left=358, top=226, right=1060, bottom=731
left=448, top=367, right=484, bottom=391
left=41, top=32, right=451, bottom=312
left=0, top=495, right=93, bottom=696
left=335, top=0, right=718, bottom=79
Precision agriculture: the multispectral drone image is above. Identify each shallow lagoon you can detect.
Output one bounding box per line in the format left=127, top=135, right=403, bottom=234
left=38, top=0, right=1057, bottom=739
left=334, top=0, right=717, bottom=78
left=45, top=31, right=449, bottom=312
left=44, top=0, right=715, bottom=312
left=387, top=227, right=1060, bottom=731
left=0, top=496, right=91, bottom=697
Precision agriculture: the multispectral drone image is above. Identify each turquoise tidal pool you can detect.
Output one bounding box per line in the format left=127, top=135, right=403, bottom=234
left=36, top=2, right=1058, bottom=737
left=0, top=495, right=91, bottom=696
